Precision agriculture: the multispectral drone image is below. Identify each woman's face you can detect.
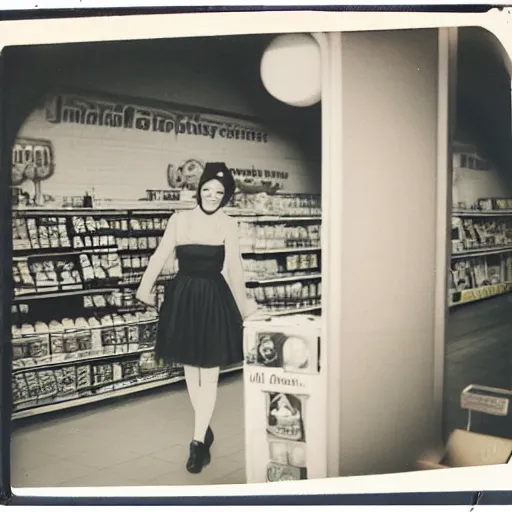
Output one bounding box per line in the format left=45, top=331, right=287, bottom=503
left=200, top=179, right=225, bottom=213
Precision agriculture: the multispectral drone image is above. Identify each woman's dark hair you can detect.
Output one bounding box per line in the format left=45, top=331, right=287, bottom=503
left=197, top=162, right=236, bottom=211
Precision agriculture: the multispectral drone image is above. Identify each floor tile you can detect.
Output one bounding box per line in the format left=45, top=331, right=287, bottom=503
left=12, top=459, right=95, bottom=488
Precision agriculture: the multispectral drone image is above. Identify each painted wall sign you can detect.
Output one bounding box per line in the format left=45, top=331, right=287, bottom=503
left=16, top=91, right=320, bottom=201
left=45, top=94, right=269, bottom=144
left=167, top=159, right=289, bottom=194
left=11, top=138, right=54, bottom=186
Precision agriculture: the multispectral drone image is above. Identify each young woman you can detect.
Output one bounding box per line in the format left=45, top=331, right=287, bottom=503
left=136, top=162, right=257, bottom=474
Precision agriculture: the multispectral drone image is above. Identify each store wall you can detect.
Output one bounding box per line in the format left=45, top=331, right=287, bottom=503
left=453, top=27, right=512, bottom=207
left=338, top=29, right=440, bottom=476
left=7, top=37, right=321, bottom=201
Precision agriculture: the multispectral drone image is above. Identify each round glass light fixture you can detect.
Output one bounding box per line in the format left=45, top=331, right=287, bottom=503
left=260, top=34, right=321, bottom=107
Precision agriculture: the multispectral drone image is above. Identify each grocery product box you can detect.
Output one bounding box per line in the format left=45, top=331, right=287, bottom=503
left=417, top=429, right=512, bottom=470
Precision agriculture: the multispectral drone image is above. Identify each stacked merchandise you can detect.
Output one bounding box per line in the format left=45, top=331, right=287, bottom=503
left=450, top=198, right=512, bottom=307
left=11, top=193, right=322, bottom=418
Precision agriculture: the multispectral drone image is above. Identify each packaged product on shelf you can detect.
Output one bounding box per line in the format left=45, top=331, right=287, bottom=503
left=113, top=314, right=128, bottom=351
left=123, top=313, right=140, bottom=350
left=471, top=257, right=488, bottom=287
left=37, top=370, right=58, bottom=399
left=139, top=352, right=162, bottom=374
left=11, top=326, right=29, bottom=364
left=12, top=373, right=29, bottom=405
left=93, top=363, right=114, bottom=385
left=75, top=317, right=93, bottom=352
left=487, top=261, right=503, bottom=285
left=85, top=216, right=97, bottom=233
left=54, top=366, right=77, bottom=396
left=61, top=318, right=80, bottom=355
left=100, top=315, right=116, bottom=348
left=138, top=311, right=158, bottom=348
left=12, top=217, right=31, bottom=250
left=31, top=261, right=59, bottom=292
left=121, top=359, right=139, bottom=380
left=79, top=254, right=95, bottom=284
left=39, top=225, right=50, bottom=249
left=13, top=261, right=36, bottom=295
left=93, top=294, right=108, bottom=308
left=24, top=371, right=40, bottom=399
left=32, top=322, right=51, bottom=359
left=27, top=219, right=40, bottom=249
left=76, top=364, right=92, bottom=390
left=87, top=317, right=103, bottom=351
left=49, top=320, right=65, bottom=356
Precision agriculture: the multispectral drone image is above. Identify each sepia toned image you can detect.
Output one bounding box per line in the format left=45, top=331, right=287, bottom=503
left=7, top=33, right=323, bottom=487
left=3, top=21, right=512, bottom=493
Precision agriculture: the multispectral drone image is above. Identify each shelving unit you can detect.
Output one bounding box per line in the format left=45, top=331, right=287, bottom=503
left=450, top=208, right=512, bottom=307
left=11, top=202, right=322, bottom=419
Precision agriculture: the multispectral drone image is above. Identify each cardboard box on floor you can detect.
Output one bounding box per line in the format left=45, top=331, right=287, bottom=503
left=417, top=384, right=512, bottom=470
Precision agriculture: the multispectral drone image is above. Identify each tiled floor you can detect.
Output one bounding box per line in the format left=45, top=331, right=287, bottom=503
left=444, top=294, right=512, bottom=440
left=11, top=372, right=245, bottom=488
left=11, top=296, right=512, bottom=489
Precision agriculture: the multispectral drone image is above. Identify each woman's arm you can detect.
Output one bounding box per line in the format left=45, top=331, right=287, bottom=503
left=225, top=217, right=258, bottom=319
left=136, top=213, right=178, bottom=304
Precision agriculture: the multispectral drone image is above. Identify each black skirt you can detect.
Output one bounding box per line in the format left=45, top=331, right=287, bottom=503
left=154, top=244, right=243, bottom=368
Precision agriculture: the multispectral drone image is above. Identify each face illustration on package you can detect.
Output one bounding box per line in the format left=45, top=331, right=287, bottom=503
left=258, top=335, right=279, bottom=366
left=282, top=336, right=309, bottom=371
left=248, top=331, right=316, bottom=373
left=266, top=391, right=307, bottom=442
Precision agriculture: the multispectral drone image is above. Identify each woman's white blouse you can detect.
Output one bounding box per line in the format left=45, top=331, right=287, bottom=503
left=136, top=208, right=257, bottom=319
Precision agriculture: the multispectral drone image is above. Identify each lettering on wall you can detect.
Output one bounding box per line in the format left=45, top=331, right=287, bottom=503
left=12, top=138, right=54, bottom=186
left=44, top=94, right=269, bottom=144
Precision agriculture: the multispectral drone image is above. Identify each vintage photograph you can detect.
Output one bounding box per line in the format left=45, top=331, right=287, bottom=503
left=5, top=22, right=512, bottom=492
left=7, top=33, right=322, bottom=487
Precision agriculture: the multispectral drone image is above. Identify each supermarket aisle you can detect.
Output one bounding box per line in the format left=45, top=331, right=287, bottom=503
left=444, top=294, right=512, bottom=440
left=11, top=372, right=245, bottom=488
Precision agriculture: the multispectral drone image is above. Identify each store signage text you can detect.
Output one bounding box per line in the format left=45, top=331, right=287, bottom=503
left=12, top=138, right=54, bottom=186
left=45, top=95, right=269, bottom=143
left=231, top=168, right=289, bottom=181
left=249, top=370, right=306, bottom=388
left=461, top=392, right=509, bottom=416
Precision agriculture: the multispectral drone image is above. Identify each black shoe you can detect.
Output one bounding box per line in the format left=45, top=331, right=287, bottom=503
left=205, top=426, right=214, bottom=449
left=186, top=440, right=209, bottom=474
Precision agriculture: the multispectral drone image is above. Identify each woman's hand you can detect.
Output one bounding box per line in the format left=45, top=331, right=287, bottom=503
left=244, top=310, right=272, bottom=322
left=136, top=287, right=156, bottom=307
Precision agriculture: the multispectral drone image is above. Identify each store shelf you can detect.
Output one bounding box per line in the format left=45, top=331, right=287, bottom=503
left=13, top=247, right=118, bottom=259
left=450, top=282, right=512, bottom=307
left=13, top=287, right=119, bottom=302
left=11, top=205, right=320, bottom=417
left=452, top=245, right=512, bottom=259
left=12, top=346, right=157, bottom=373
left=233, top=215, right=321, bottom=223
left=453, top=209, right=512, bottom=218
left=247, top=273, right=322, bottom=285
left=270, top=305, right=322, bottom=316
left=243, top=246, right=321, bottom=256
left=11, top=364, right=242, bottom=421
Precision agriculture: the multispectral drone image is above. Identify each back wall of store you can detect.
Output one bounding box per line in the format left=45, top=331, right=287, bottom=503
left=6, top=35, right=322, bottom=201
